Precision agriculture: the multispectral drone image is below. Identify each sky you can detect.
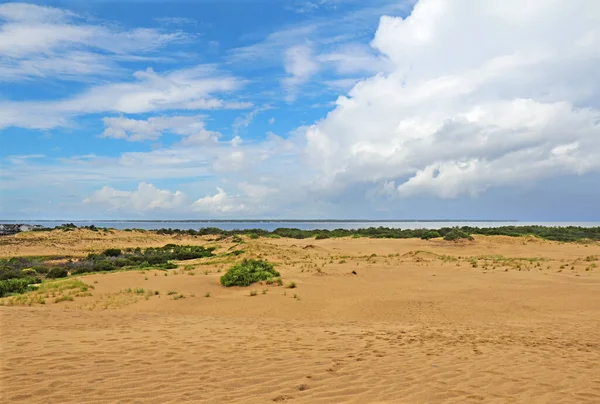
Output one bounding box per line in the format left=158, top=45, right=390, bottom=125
left=1, top=0, right=599, bottom=221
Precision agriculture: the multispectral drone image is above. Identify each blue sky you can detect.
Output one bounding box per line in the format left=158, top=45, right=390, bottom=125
left=1, top=0, right=599, bottom=220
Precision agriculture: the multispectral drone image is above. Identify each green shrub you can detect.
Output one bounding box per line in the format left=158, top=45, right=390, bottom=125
left=0, top=278, right=39, bottom=297
left=21, top=268, right=37, bottom=276
left=443, top=229, right=474, bottom=241
left=161, top=262, right=178, bottom=270
left=315, top=233, right=330, bottom=240
left=46, top=267, right=69, bottom=279
left=94, top=261, right=116, bottom=272
left=421, top=230, right=441, bottom=240
left=103, top=248, right=122, bottom=257
left=220, top=259, right=280, bottom=287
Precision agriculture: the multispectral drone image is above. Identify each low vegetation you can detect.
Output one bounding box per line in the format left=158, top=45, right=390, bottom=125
left=25, top=222, right=600, bottom=243
left=220, top=259, right=280, bottom=287
left=0, top=244, right=215, bottom=285
left=1, top=278, right=93, bottom=306
left=443, top=229, right=474, bottom=241
left=150, top=225, right=600, bottom=242
left=0, top=277, right=40, bottom=297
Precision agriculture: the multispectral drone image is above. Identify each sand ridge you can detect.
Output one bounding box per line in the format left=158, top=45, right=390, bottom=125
left=1, top=232, right=600, bottom=403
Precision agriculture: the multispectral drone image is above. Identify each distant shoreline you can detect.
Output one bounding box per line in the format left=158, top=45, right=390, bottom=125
left=0, top=219, right=521, bottom=223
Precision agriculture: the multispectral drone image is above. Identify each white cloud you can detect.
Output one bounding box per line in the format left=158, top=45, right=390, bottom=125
left=192, top=187, right=246, bottom=213
left=0, top=66, right=250, bottom=130
left=232, top=106, right=272, bottom=135
left=282, top=44, right=319, bottom=101
left=155, top=17, right=196, bottom=25
left=101, top=115, right=219, bottom=142
left=0, top=3, right=189, bottom=81
left=269, top=117, right=275, bottom=124
left=304, top=0, right=600, bottom=198
left=318, top=43, right=391, bottom=75
left=83, top=182, right=188, bottom=211
left=83, top=183, right=250, bottom=215
left=238, top=182, right=277, bottom=200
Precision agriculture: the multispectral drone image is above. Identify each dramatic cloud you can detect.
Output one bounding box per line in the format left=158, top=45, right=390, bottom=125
left=3, top=0, right=599, bottom=219
left=304, top=0, right=600, bottom=198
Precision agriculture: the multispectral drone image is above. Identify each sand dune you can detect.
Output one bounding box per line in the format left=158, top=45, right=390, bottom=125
left=2, top=232, right=600, bottom=403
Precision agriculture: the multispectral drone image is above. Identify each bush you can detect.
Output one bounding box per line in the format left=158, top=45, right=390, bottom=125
left=21, top=268, right=37, bottom=276
left=315, top=233, right=330, bottom=240
left=443, top=229, right=473, bottom=241
left=46, top=267, right=69, bottom=279
left=420, top=230, right=441, bottom=240
left=93, top=261, right=116, bottom=272
left=0, top=278, right=39, bottom=297
left=220, top=259, right=280, bottom=287
left=161, top=262, right=178, bottom=270
left=103, top=248, right=122, bottom=257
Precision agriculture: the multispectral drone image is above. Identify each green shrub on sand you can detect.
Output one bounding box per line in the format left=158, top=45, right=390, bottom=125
left=220, top=259, right=280, bottom=287
left=443, top=229, right=474, bottom=241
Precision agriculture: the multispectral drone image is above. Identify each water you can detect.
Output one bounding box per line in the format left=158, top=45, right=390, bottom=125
left=1, top=220, right=598, bottom=231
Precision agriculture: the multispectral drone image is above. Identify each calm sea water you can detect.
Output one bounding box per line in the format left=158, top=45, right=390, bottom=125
left=2, top=220, right=599, bottom=231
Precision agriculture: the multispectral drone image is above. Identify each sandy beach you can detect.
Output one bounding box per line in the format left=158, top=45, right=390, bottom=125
left=1, top=230, right=600, bottom=403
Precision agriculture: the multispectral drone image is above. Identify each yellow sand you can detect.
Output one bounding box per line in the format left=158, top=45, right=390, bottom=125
left=1, top=230, right=599, bottom=403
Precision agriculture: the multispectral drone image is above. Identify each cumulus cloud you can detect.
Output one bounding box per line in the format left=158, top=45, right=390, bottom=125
left=82, top=183, right=254, bottom=216
left=304, top=0, right=600, bottom=198
left=192, top=187, right=247, bottom=213
left=83, top=182, right=188, bottom=212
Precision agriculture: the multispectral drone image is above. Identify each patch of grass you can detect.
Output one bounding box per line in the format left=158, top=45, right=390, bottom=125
left=249, top=290, right=258, bottom=296
left=286, top=282, right=297, bottom=289
left=266, top=277, right=283, bottom=286
left=54, top=295, right=74, bottom=303
left=220, top=259, right=280, bottom=287
left=205, top=292, right=211, bottom=298
left=167, top=291, right=177, bottom=295
left=262, top=289, right=268, bottom=294
left=173, top=294, right=185, bottom=300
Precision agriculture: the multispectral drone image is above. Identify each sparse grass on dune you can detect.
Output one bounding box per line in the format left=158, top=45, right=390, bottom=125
left=1, top=278, right=94, bottom=306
